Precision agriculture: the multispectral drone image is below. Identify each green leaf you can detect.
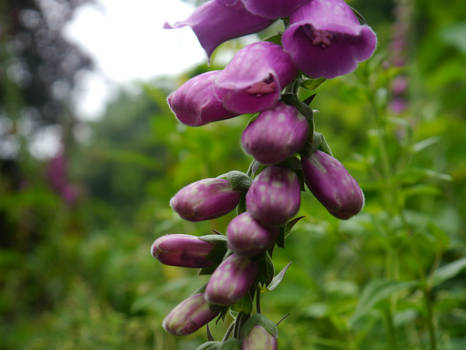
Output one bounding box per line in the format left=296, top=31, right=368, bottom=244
left=412, top=136, right=440, bottom=153
left=350, top=280, right=416, bottom=325
left=267, top=262, right=292, bottom=291
left=301, top=77, right=327, bottom=91
left=432, top=257, right=466, bottom=286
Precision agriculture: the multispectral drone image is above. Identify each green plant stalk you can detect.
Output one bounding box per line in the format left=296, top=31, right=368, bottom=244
left=423, top=288, right=437, bottom=350
left=384, top=308, right=397, bottom=350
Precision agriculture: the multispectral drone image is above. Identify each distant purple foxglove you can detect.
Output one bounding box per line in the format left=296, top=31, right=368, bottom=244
left=151, top=234, right=221, bottom=268
left=170, top=178, right=240, bottom=221
left=163, top=293, right=219, bottom=335
left=205, top=254, right=258, bottom=306
left=242, top=102, right=309, bottom=164
left=241, top=0, right=310, bottom=19
left=215, top=42, right=297, bottom=114
left=242, top=325, right=277, bottom=350
left=282, top=0, right=377, bottom=79
left=227, top=212, right=278, bottom=257
left=164, top=0, right=273, bottom=58
left=246, top=166, right=301, bottom=226
left=167, top=71, right=238, bottom=126
left=301, top=150, right=364, bottom=219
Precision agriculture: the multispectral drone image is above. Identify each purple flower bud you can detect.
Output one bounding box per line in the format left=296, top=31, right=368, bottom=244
left=241, top=103, right=309, bottom=164
left=215, top=42, right=297, bottom=114
left=282, top=0, right=377, bottom=78
left=242, top=325, right=277, bottom=350
left=241, top=0, right=311, bottom=19
left=240, top=314, right=278, bottom=350
left=301, top=150, right=364, bottom=219
left=167, top=71, right=238, bottom=126
left=164, top=0, right=273, bottom=58
left=170, top=178, right=241, bottom=221
left=151, top=234, right=220, bottom=268
left=205, top=254, right=258, bottom=306
left=162, top=293, right=219, bottom=336
left=227, top=212, right=278, bottom=257
left=246, top=166, right=301, bottom=226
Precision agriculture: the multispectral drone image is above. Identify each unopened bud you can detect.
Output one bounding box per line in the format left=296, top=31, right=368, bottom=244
left=301, top=150, right=364, bottom=219
left=227, top=212, right=278, bottom=257
left=205, top=254, right=258, bottom=306
left=151, top=234, right=226, bottom=268
left=163, top=293, right=219, bottom=336
left=246, top=166, right=301, bottom=226
left=170, top=178, right=241, bottom=221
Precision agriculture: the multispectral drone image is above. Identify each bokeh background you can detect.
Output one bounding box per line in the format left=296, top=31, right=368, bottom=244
left=1, top=0, right=465, bottom=349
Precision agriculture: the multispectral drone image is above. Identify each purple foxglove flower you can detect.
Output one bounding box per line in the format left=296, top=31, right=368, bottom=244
left=167, top=71, right=238, bottom=126
left=301, top=150, right=364, bottom=219
left=242, top=325, right=277, bottom=350
left=170, top=178, right=241, bottom=221
left=246, top=166, right=301, bottom=226
left=205, top=254, right=258, bottom=306
left=282, top=0, right=377, bottom=79
left=241, top=102, right=309, bottom=164
left=241, top=0, right=310, bottom=19
left=227, top=212, right=278, bottom=257
left=164, top=0, right=273, bottom=58
left=215, top=42, right=297, bottom=114
left=151, top=234, right=226, bottom=268
left=163, top=293, right=219, bottom=336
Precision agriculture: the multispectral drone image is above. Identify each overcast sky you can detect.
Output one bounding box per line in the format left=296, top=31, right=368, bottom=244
left=64, top=0, right=206, bottom=119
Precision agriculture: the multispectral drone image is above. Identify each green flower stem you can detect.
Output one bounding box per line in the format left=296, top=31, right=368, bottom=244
left=255, top=287, right=261, bottom=314
left=424, top=288, right=437, bottom=350
left=384, top=308, right=397, bottom=350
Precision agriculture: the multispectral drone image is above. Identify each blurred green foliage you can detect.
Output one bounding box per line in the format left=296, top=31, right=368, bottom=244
left=1, top=0, right=466, bottom=349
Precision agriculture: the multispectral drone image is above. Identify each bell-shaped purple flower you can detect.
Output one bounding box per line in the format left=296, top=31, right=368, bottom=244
left=163, top=293, right=219, bottom=336
left=215, top=42, right=297, bottom=114
left=282, top=0, right=377, bottom=78
left=167, top=71, right=238, bottom=126
left=301, top=150, right=364, bottom=219
left=242, top=325, right=277, bottom=350
left=164, top=0, right=273, bottom=58
left=227, top=212, right=278, bottom=257
left=205, top=254, right=258, bottom=306
left=246, top=166, right=301, bottom=226
left=170, top=178, right=241, bottom=221
left=151, top=234, right=226, bottom=268
left=242, top=103, right=309, bottom=164
left=241, top=0, right=310, bottom=19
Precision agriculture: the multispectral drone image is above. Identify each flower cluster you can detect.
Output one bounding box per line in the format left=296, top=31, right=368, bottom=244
left=154, top=0, right=375, bottom=348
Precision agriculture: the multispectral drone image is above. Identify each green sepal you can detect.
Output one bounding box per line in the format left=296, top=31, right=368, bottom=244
left=240, top=314, right=278, bottom=340
left=199, top=235, right=228, bottom=275
left=236, top=192, right=247, bottom=216
left=311, top=132, right=333, bottom=156
left=231, top=292, right=252, bottom=314
left=284, top=216, right=305, bottom=238
left=218, top=171, right=251, bottom=193
left=219, top=339, right=241, bottom=350
left=264, top=33, right=282, bottom=45
left=301, top=77, right=326, bottom=91
left=195, top=341, right=221, bottom=350
left=256, top=252, right=275, bottom=286
left=276, top=228, right=285, bottom=248
left=267, top=262, right=292, bottom=291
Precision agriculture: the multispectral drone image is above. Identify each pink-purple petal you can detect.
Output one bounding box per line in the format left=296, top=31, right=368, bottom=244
left=215, top=42, right=297, bottom=114
left=282, top=0, right=377, bottom=79
left=164, top=0, right=273, bottom=58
